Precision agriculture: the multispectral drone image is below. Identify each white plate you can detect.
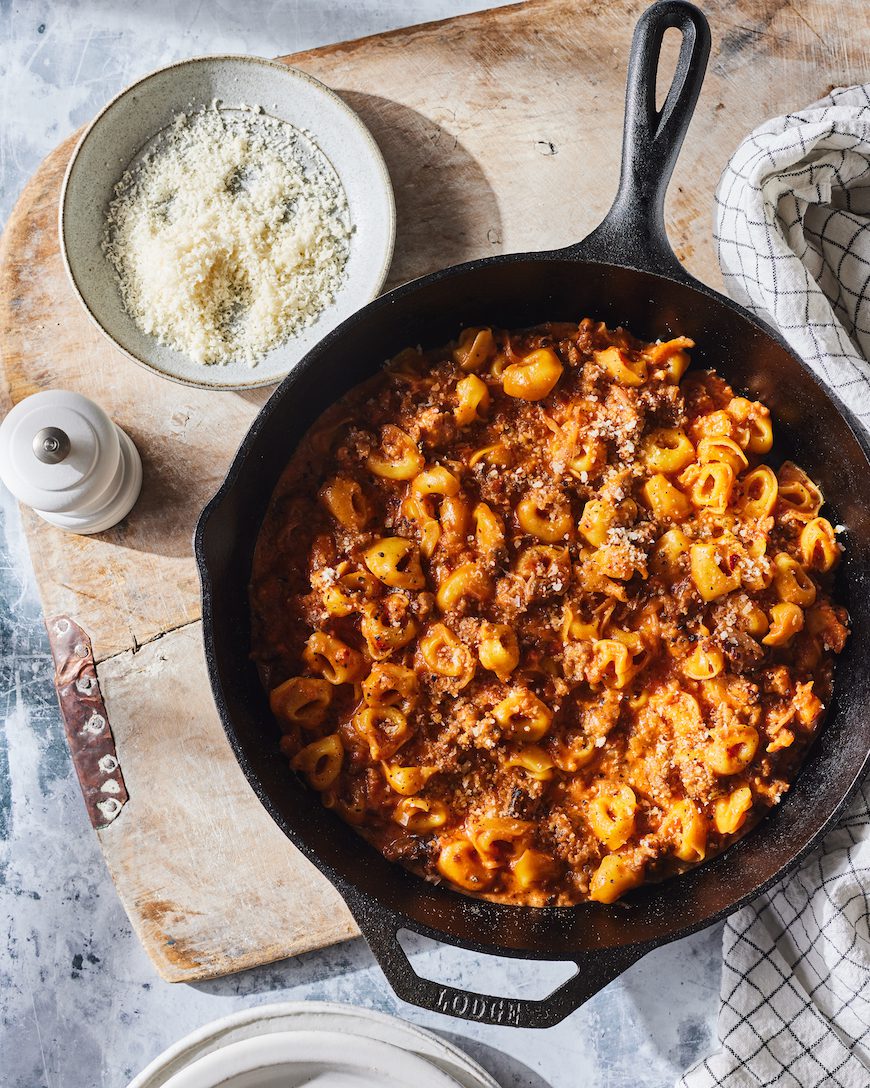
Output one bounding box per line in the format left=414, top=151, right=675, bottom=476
left=161, top=1030, right=464, bottom=1088
left=127, top=1002, right=500, bottom=1088
left=60, top=56, right=395, bottom=390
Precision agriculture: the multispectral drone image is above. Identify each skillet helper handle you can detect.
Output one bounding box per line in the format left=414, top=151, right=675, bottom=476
left=566, top=0, right=711, bottom=278
left=358, top=913, right=646, bottom=1029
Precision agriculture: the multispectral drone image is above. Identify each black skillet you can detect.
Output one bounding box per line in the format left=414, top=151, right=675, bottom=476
left=195, top=0, right=870, bottom=1028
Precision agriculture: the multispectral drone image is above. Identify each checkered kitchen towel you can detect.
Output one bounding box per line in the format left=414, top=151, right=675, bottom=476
left=678, top=87, right=870, bottom=1088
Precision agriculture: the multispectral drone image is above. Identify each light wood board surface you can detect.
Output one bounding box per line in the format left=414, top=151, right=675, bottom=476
left=0, top=0, right=867, bottom=981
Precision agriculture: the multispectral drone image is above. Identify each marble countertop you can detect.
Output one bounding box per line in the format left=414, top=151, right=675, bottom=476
left=0, top=3, right=722, bottom=1086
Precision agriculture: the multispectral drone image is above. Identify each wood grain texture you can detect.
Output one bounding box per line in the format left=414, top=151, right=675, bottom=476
left=0, top=0, right=867, bottom=981
left=96, top=624, right=357, bottom=981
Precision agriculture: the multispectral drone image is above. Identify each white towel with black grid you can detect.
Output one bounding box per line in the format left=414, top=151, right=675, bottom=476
left=678, top=86, right=870, bottom=1088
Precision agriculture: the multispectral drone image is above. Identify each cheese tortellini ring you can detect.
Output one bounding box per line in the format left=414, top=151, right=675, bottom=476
left=493, top=688, right=553, bottom=741
left=436, top=839, right=492, bottom=890
left=589, top=854, right=643, bottom=903
left=400, top=494, right=441, bottom=558
left=641, top=474, right=692, bottom=522
left=514, top=544, right=571, bottom=592
left=553, top=734, right=597, bottom=773
left=578, top=499, right=616, bottom=547
left=364, top=537, right=425, bottom=590
left=587, top=638, right=641, bottom=689
left=738, top=465, right=778, bottom=520
left=562, top=599, right=613, bottom=642
left=438, top=495, right=470, bottom=552
left=650, top=528, right=691, bottom=578
left=454, top=373, right=490, bottom=426
left=365, top=424, right=424, bottom=480
left=352, top=706, right=412, bottom=761
left=682, top=461, right=734, bottom=514
left=516, top=495, right=574, bottom=543
left=303, top=632, right=366, bottom=685
left=419, top=623, right=475, bottom=684
left=319, top=476, right=370, bottom=530
left=645, top=336, right=693, bottom=382
left=472, top=502, right=506, bottom=555
left=587, top=784, right=637, bottom=851
left=729, top=397, right=773, bottom=454
left=777, top=462, right=822, bottom=519
left=697, top=435, right=748, bottom=474
left=744, top=602, right=770, bottom=638
left=762, top=602, right=804, bottom=646
left=657, top=689, right=703, bottom=735
left=706, top=724, right=759, bottom=776
left=690, top=541, right=742, bottom=602
left=513, top=849, right=560, bottom=889
left=567, top=437, right=605, bottom=478
left=714, top=786, right=753, bottom=835
left=502, top=348, right=563, bottom=400
left=506, top=745, right=555, bottom=781
left=691, top=408, right=735, bottom=443
left=642, top=428, right=695, bottom=474
left=436, top=562, right=492, bottom=612
left=452, top=326, right=495, bottom=371
left=323, top=569, right=380, bottom=617
left=470, top=817, right=533, bottom=868
left=594, top=345, right=647, bottom=386
left=662, top=800, right=708, bottom=863
left=395, top=796, right=449, bottom=833
left=800, top=518, right=839, bottom=572
left=362, top=662, right=419, bottom=713
left=682, top=643, right=724, bottom=681
left=360, top=596, right=418, bottom=660
left=773, top=553, right=817, bottom=607
left=411, top=465, right=460, bottom=498
left=592, top=542, right=646, bottom=582
left=478, top=622, right=520, bottom=680
left=292, top=734, right=344, bottom=790
left=381, top=762, right=437, bottom=796
left=468, top=442, right=512, bottom=468
left=269, top=676, right=332, bottom=729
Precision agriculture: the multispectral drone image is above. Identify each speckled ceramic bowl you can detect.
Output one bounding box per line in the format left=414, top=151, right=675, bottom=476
left=59, top=55, right=395, bottom=390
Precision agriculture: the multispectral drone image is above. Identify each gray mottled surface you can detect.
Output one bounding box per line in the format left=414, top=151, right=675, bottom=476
left=0, top=3, right=722, bottom=1086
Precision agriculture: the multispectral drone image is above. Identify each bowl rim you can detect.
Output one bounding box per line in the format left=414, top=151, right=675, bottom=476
left=57, top=53, right=397, bottom=391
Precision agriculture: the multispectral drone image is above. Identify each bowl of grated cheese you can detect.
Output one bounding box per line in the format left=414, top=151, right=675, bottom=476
left=59, top=55, right=395, bottom=389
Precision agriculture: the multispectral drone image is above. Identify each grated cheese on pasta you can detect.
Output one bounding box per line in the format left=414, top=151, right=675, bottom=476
left=103, top=106, right=351, bottom=366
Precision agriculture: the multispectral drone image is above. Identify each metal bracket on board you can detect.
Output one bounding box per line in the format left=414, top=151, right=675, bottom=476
left=46, top=615, right=128, bottom=829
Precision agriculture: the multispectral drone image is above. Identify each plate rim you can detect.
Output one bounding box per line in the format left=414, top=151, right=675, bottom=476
left=161, top=1028, right=464, bottom=1088
left=126, top=1000, right=500, bottom=1088
left=58, top=53, right=397, bottom=391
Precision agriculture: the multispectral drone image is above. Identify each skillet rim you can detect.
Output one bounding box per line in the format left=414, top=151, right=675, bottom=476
left=194, top=245, right=870, bottom=963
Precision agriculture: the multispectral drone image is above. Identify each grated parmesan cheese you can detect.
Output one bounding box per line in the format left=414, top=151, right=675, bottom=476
left=103, top=106, right=352, bottom=366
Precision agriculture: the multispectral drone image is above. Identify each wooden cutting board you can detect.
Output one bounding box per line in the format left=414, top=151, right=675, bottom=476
left=1, top=0, right=867, bottom=983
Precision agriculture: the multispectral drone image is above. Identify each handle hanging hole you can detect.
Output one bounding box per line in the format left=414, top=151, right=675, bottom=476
left=396, top=929, right=578, bottom=1000
left=655, top=26, right=684, bottom=112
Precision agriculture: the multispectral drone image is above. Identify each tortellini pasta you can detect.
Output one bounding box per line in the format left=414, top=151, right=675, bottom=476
left=253, top=317, right=848, bottom=908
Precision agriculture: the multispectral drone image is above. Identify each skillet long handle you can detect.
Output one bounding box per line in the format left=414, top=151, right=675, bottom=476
left=357, top=910, right=648, bottom=1029
left=565, top=0, right=711, bottom=279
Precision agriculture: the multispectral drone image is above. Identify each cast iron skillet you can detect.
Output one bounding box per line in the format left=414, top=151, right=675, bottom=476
left=195, top=0, right=870, bottom=1028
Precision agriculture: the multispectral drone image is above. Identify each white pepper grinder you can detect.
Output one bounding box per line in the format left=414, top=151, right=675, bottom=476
left=0, top=390, right=142, bottom=534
